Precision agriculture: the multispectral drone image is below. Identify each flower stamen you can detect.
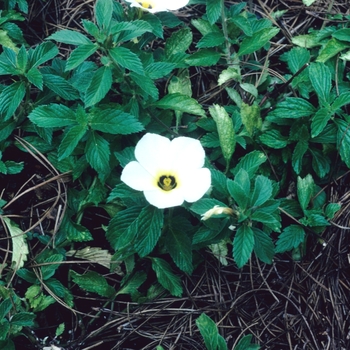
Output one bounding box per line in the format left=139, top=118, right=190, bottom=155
left=138, top=1, right=154, bottom=9
left=158, top=175, right=177, bottom=191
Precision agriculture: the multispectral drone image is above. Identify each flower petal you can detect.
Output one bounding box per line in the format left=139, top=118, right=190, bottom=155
left=164, top=0, right=189, bottom=10
left=144, top=188, right=184, bottom=209
left=135, top=133, right=171, bottom=175
left=121, top=161, right=155, bottom=191
left=169, top=136, right=205, bottom=171
left=180, top=167, right=211, bottom=203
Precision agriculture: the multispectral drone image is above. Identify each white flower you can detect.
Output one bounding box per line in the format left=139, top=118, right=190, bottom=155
left=124, top=0, right=189, bottom=13
left=121, top=133, right=211, bottom=209
left=201, top=205, right=234, bottom=221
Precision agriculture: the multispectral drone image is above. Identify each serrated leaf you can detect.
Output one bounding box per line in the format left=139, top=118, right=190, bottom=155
left=155, top=93, right=205, bottom=117
left=165, top=220, right=192, bottom=274
left=84, top=66, right=112, bottom=107
left=233, top=225, right=254, bottom=268
left=311, top=108, right=332, bottom=138
left=129, top=72, right=158, bottom=100
left=241, top=102, right=261, bottom=135
left=0, top=81, right=25, bottom=120
left=325, top=203, right=341, bottom=219
left=316, top=38, right=349, bottom=63
left=47, top=29, right=92, bottom=45
left=65, top=44, right=98, bottom=71
left=95, top=0, right=113, bottom=30
left=251, top=176, right=272, bottom=207
left=25, top=285, right=55, bottom=312
left=106, top=206, right=143, bottom=250
left=196, top=32, right=225, bottom=48
left=292, top=140, right=308, bottom=174
left=238, top=27, right=279, bottom=56
left=308, top=62, right=331, bottom=106
left=40, top=254, right=64, bottom=280
left=185, top=49, right=221, bottom=66
left=85, top=131, right=110, bottom=178
left=196, top=313, right=223, bottom=350
left=29, top=41, right=59, bottom=68
left=235, top=334, right=260, bottom=350
left=70, top=270, right=115, bottom=298
left=151, top=257, right=183, bottom=297
left=26, top=67, right=43, bottom=89
left=145, top=62, right=175, bottom=79
left=232, top=150, right=267, bottom=177
left=10, top=313, right=36, bottom=327
left=58, top=124, right=88, bottom=160
left=253, top=228, right=274, bottom=264
left=206, top=0, right=222, bottom=24
left=0, top=298, right=13, bottom=320
left=267, top=97, right=316, bottom=119
left=117, top=271, right=147, bottom=296
left=43, top=73, right=80, bottom=100
left=284, top=47, right=310, bottom=74
left=2, top=217, right=28, bottom=270
left=28, top=104, right=76, bottom=127
left=135, top=206, right=164, bottom=257
left=335, top=119, right=350, bottom=168
left=331, top=92, right=350, bottom=113
left=89, top=108, right=144, bottom=134
left=165, top=27, right=192, bottom=57
left=109, top=47, right=144, bottom=75
left=218, top=67, right=241, bottom=85
left=260, top=129, right=288, bottom=149
left=310, top=148, right=330, bottom=178
left=230, top=15, right=253, bottom=36
left=297, top=174, right=314, bottom=211
left=209, top=104, right=235, bottom=168
left=275, top=225, right=305, bottom=253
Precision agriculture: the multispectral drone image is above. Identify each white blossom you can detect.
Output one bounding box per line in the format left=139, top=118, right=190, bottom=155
left=121, top=133, right=211, bottom=209
left=124, top=0, right=189, bottom=13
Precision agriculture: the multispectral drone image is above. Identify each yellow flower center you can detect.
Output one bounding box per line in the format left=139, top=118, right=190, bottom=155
left=158, top=175, right=177, bottom=191
left=137, top=1, right=154, bottom=9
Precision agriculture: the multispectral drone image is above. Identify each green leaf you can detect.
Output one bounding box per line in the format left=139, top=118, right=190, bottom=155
left=283, top=47, right=310, bottom=74
left=145, top=62, right=175, bottom=79
left=209, top=104, right=236, bottom=168
left=165, top=27, right=192, bottom=57
left=233, top=225, right=254, bottom=268
left=42, top=73, right=80, bottom=100
left=325, top=203, right=341, bottom=219
left=196, top=32, right=225, bottom=48
left=65, top=44, right=98, bottom=71
left=129, top=72, right=158, bottom=100
left=228, top=169, right=250, bottom=208
left=190, top=198, right=229, bottom=216
left=135, top=206, right=164, bottom=257
left=232, top=151, right=267, bottom=177
left=40, top=254, right=64, bottom=280
left=206, top=0, right=222, bottom=24
left=311, top=108, right=332, bottom=138
left=230, top=15, right=253, bottom=37
left=2, top=217, right=28, bottom=270
left=332, top=28, right=350, bottom=42
left=267, top=97, right=316, bottom=119
left=151, top=257, right=183, bottom=297
left=28, top=104, right=76, bottom=127
left=308, top=62, right=332, bottom=106
left=109, top=47, right=144, bottom=75
left=292, top=140, right=308, bottom=174
left=16, top=45, right=27, bottom=72
left=253, top=228, right=274, bottom=264
left=0, top=298, right=13, bottom=320
left=316, top=38, right=349, bottom=63
left=196, top=313, right=225, bottom=350
left=155, top=93, right=205, bottom=117
left=165, top=219, right=193, bottom=274
left=238, top=27, right=279, bottom=56
left=106, top=206, right=143, bottom=250
left=70, top=270, right=115, bottom=298
left=58, top=124, right=88, bottom=160
left=95, top=0, right=113, bottom=30
left=85, top=131, right=110, bottom=178
left=218, top=67, right=241, bottom=86
left=29, top=41, right=59, bottom=68
left=251, top=176, right=272, bottom=207
left=47, top=29, right=92, bottom=45
left=0, top=81, right=25, bottom=120
left=260, top=129, right=288, bottom=149
left=10, top=313, right=36, bottom=327
left=117, top=271, right=147, bottom=296
left=90, top=108, right=144, bottom=134
left=297, top=174, right=314, bottom=211
left=84, top=66, right=112, bottom=107
left=26, top=67, right=43, bottom=89
left=275, top=225, right=305, bottom=253
left=185, top=49, right=221, bottom=66
left=331, top=92, right=350, bottom=113
left=309, top=148, right=330, bottom=178
left=335, top=119, right=350, bottom=168
left=235, top=334, right=260, bottom=350
left=241, top=102, right=261, bottom=136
